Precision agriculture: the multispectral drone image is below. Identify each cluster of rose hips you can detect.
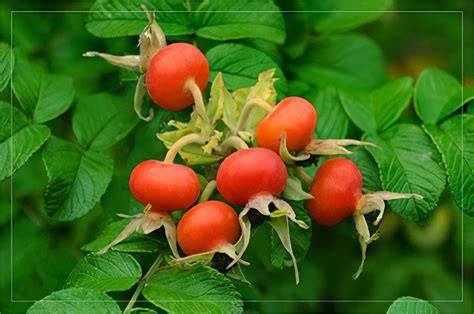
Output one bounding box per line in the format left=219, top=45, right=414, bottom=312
left=86, top=8, right=422, bottom=282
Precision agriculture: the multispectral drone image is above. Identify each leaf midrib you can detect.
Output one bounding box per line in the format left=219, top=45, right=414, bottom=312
left=381, top=137, right=420, bottom=219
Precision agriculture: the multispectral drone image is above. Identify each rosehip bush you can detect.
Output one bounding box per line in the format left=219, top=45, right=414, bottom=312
left=1, top=0, right=473, bottom=313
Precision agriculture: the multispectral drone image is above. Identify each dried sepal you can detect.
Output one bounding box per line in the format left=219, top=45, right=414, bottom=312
left=227, top=215, right=252, bottom=270
left=172, top=243, right=249, bottom=267
left=352, top=213, right=380, bottom=280
left=138, top=5, right=167, bottom=72
left=97, top=207, right=180, bottom=258
left=96, top=217, right=143, bottom=255
left=172, top=251, right=214, bottom=265
left=82, top=52, right=141, bottom=71
left=352, top=191, right=423, bottom=279
left=357, top=191, right=423, bottom=226
left=226, top=193, right=308, bottom=280
left=134, top=74, right=154, bottom=122
left=279, top=133, right=310, bottom=165
left=84, top=6, right=166, bottom=74
left=227, top=263, right=251, bottom=285
left=305, top=139, right=377, bottom=155
left=281, top=168, right=314, bottom=201
left=269, top=216, right=301, bottom=284
left=216, top=243, right=250, bottom=266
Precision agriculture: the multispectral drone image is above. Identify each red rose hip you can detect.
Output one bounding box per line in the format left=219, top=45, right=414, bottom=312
left=257, top=96, right=317, bottom=153
left=177, top=201, right=241, bottom=256
left=129, top=160, right=200, bottom=212
left=216, top=148, right=288, bottom=206
left=146, top=43, right=209, bottom=110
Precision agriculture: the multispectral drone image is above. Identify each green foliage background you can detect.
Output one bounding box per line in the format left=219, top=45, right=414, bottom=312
left=0, top=0, right=473, bottom=313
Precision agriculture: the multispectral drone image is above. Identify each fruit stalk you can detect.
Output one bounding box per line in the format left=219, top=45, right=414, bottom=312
left=163, top=133, right=207, bottom=163
left=124, top=253, right=163, bottom=313
left=234, top=98, right=273, bottom=135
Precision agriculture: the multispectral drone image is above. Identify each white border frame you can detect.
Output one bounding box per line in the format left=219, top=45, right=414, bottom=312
left=8, top=9, right=466, bottom=306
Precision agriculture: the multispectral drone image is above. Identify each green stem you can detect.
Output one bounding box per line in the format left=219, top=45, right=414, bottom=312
left=163, top=133, right=206, bottom=163
left=294, top=166, right=312, bottom=186
left=199, top=180, right=217, bottom=203
left=124, top=253, right=163, bottom=313
left=233, top=98, right=273, bottom=135
left=185, top=79, right=210, bottom=127
left=219, top=135, right=249, bottom=153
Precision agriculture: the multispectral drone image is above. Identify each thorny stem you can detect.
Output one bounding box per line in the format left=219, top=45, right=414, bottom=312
left=219, top=135, right=249, bottom=153
left=199, top=180, right=217, bottom=203
left=294, top=166, right=312, bottom=186
left=124, top=253, right=163, bottom=313
left=163, top=133, right=206, bottom=163
left=185, top=79, right=210, bottom=127
left=234, top=98, right=274, bottom=135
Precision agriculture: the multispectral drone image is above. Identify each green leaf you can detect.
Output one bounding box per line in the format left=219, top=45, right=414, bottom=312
left=206, top=72, right=229, bottom=126
left=42, top=137, right=113, bottom=221
left=424, top=115, right=474, bottom=215
left=143, top=264, right=243, bottom=314
left=65, top=251, right=141, bottom=292
left=82, top=219, right=164, bottom=253
left=72, top=93, right=139, bottom=150
left=311, top=87, right=349, bottom=139
left=237, top=69, right=279, bottom=133
left=371, top=77, right=413, bottom=130
left=12, top=52, right=75, bottom=123
left=209, top=72, right=239, bottom=133
left=386, top=296, right=439, bottom=314
left=442, top=87, right=474, bottom=119
left=0, top=102, right=50, bottom=180
left=292, top=33, right=386, bottom=91
left=194, top=0, right=285, bottom=44
left=343, top=146, right=382, bottom=193
left=206, top=43, right=287, bottom=96
left=312, top=0, right=393, bottom=34
left=414, top=68, right=467, bottom=124
left=340, top=77, right=413, bottom=134
left=0, top=42, right=12, bottom=91
left=364, top=124, right=446, bottom=222
left=469, top=101, right=474, bottom=114
left=86, top=0, right=193, bottom=38
left=27, top=288, right=121, bottom=314
left=271, top=202, right=312, bottom=268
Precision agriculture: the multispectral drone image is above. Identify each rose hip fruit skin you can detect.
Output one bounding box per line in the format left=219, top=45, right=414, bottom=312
left=307, top=157, right=363, bottom=226
left=177, top=201, right=241, bottom=256
left=129, top=160, right=200, bottom=213
left=216, top=148, right=288, bottom=206
left=146, top=43, right=209, bottom=110
left=256, top=97, right=317, bottom=153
